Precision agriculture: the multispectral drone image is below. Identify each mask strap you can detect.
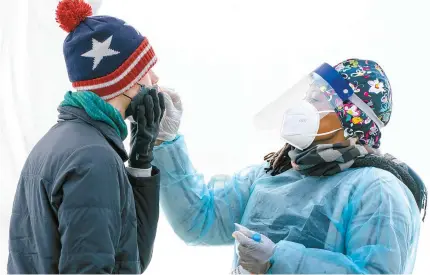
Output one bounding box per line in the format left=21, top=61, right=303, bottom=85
left=349, top=94, right=385, bottom=129
left=313, top=127, right=343, bottom=137
left=286, top=128, right=342, bottom=137
left=317, top=110, right=336, bottom=114
left=122, top=93, right=132, bottom=101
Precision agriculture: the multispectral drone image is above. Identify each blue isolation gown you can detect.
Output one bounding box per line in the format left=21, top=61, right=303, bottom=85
left=153, top=136, right=421, bottom=274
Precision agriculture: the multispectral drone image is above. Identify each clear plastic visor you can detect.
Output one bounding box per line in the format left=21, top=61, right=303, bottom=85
left=254, top=72, right=345, bottom=131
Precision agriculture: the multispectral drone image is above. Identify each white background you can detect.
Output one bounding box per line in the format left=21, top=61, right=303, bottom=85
left=1, top=0, right=429, bottom=273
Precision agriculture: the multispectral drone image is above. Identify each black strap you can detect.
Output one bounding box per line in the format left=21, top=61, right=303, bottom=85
left=122, top=93, right=132, bottom=100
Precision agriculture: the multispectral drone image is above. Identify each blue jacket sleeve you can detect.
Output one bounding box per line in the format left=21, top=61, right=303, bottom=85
left=153, top=135, right=262, bottom=245
left=268, top=168, right=421, bottom=274
left=57, top=146, right=122, bottom=274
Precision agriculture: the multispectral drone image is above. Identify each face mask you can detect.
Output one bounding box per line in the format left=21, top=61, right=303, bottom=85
left=123, top=83, right=152, bottom=123
left=280, top=101, right=342, bottom=150
left=123, top=93, right=135, bottom=122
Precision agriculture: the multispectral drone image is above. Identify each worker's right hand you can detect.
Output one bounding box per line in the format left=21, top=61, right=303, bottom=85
left=156, top=87, right=183, bottom=142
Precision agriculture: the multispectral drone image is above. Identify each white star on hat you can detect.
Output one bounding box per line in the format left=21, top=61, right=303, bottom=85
left=81, top=35, right=120, bottom=70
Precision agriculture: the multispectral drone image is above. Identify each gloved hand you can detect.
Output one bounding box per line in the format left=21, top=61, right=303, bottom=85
left=233, top=223, right=275, bottom=274
left=127, top=86, right=165, bottom=169
left=157, top=87, right=183, bottom=142
left=230, top=265, right=251, bottom=274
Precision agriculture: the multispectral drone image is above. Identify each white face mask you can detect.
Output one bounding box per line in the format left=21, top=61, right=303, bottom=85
left=280, top=101, right=342, bottom=150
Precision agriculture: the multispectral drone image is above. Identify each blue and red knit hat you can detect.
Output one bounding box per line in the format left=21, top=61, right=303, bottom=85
left=56, top=0, right=157, bottom=100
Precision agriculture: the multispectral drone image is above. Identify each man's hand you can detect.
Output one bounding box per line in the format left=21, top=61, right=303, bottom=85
left=128, top=86, right=165, bottom=169
left=233, top=223, right=275, bottom=274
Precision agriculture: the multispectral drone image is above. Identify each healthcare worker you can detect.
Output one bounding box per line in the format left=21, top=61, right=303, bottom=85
left=153, top=59, right=427, bottom=274
left=8, top=0, right=165, bottom=273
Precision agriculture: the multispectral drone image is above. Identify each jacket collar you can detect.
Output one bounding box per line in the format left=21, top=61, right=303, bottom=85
left=58, top=106, right=129, bottom=162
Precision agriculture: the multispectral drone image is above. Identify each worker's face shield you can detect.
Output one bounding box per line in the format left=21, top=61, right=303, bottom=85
left=253, top=63, right=385, bottom=134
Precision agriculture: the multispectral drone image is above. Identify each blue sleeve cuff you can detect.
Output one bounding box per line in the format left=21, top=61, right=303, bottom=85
left=154, top=134, right=182, bottom=149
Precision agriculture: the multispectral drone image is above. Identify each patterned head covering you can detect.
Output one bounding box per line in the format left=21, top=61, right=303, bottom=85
left=333, top=59, right=392, bottom=149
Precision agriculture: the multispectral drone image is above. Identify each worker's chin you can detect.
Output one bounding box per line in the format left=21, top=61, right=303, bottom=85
left=311, top=132, right=340, bottom=147
left=314, top=132, right=337, bottom=142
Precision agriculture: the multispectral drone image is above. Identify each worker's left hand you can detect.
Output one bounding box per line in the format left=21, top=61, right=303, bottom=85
left=233, top=223, right=275, bottom=274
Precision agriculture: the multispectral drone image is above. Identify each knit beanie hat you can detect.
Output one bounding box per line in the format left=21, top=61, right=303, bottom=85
left=56, top=0, right=157, bottom=100
left=332, top=59, right=393, bottom=149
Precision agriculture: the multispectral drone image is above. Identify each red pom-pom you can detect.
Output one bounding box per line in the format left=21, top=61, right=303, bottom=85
left=56, top=0, right=93, bottom=33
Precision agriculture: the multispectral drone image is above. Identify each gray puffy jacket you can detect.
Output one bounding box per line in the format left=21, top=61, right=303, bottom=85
left=8, top=106, right=160, bottom=274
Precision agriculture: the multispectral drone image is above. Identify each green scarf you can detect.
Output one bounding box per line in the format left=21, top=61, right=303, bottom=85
left=60, top=91, right=128, bottom=140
